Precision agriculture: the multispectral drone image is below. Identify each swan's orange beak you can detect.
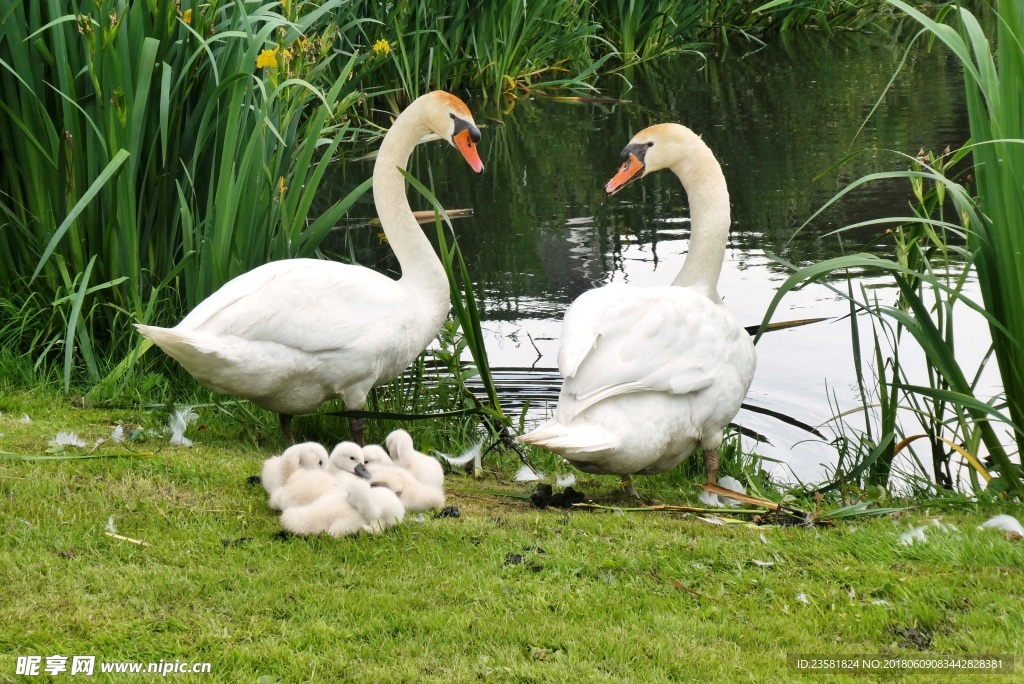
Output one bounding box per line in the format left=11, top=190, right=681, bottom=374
left=454, top=129, right=484, bottom=174
left=605, top=153, right=644, bottom=195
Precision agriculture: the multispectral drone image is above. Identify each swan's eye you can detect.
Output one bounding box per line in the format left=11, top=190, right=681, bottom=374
left=647, top=142, right=654, bottom=147
left=449, top=113, right=455, bottom=120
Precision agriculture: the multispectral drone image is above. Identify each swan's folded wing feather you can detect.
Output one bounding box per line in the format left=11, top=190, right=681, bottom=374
left=571, top=370, right=714, bottom=417
left=179, top=259, right=413, bottom=354
left=556, top=285, right=738, bottom=422
left=556, top=284, right=628, bottom=379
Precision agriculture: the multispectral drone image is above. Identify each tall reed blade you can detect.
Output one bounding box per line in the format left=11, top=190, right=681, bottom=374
left=400, top=168, right=508, bottom=429
left=890, top=0, right=1024, bottom=485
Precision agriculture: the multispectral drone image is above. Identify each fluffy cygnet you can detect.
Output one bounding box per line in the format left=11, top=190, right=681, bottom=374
left=271, top=441, right=373, bottom=511
left=280, top=476, right=403, bottom=537
left=280, top=478, right=379, bottom=537
left=269, top=467, right=343, bottom=511
left=261, top=442, right=329, bottom=497
left=371, top=465, right=445, bottom=512
left=367, top=484, right=405, bottom=531
left=327, top=441, right=373, bottom=481
left=386, top=429, right=445, bottom=489
left=362, top=444, right=395, bottom=475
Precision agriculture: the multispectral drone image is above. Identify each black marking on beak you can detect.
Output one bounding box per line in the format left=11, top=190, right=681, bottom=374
left=620, top=142, right=649, bottom=165
left=453, top=117, right=481, bottom=143
left=605, top=141, right=650, bottom=196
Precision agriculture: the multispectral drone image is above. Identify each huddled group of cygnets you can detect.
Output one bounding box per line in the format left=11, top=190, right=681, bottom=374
left=260, top=429, right=445, bottom=538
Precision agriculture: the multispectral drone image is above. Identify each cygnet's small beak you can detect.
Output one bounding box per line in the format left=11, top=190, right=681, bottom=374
left=355, top=464, right=371, bottom=480
left=605, top=152, right=644, bottom=196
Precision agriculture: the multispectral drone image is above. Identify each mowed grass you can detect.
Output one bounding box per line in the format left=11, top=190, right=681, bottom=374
left=1, top=389, right=1023, bottom=683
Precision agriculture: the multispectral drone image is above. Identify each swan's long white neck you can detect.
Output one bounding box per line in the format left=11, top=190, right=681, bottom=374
left=668, top=141, right=730, bottom=304
left=373, top=99, right=450, bottom=307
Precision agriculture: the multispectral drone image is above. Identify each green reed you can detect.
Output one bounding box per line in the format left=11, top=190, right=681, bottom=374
left=825, top=150, right=993, bottom=494
left=755, top=1, right=1024, bottom=495
left=891, top=0, right=1024, bottom=484
left=1, top=0, right=934, bottom=397
left=339, top=0, right=603, bottom=104
left=0, top=1, right=368, bottom=388
left=401, top=170, right=509, bottom=429
left=747, top=0, right=895, bottom=36
left=759, top=152, right=1022, bottom=494
left=592, top=0, right=706, bottom=62
left=336, top=0, right=904, bottom=106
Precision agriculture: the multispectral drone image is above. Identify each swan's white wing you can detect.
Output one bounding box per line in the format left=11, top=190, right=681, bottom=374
left=179, top=259, right=417, bottom=354
left=555, top=284, right=741, bottom=422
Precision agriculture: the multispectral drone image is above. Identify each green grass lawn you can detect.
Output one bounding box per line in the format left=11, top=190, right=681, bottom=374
left=1, top=389, right=1022, bottom=683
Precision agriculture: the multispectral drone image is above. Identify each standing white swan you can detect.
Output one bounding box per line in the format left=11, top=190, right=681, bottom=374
left=518, top=124, right=756, bottom=503
left=135, top=91, right=483, bottom=443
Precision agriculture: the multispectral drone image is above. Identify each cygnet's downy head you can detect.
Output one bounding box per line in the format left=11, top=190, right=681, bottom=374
left=385, top=429, right=415, bottom=462
left=362, top=444, right=394, bottom=468
left=604, top=123, right=701, bottom=196
left=282, top=441, right=329, bottom=470
left=329, top=441, right=372, bottom=480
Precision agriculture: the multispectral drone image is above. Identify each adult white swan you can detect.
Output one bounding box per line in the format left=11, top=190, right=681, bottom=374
left=518, top=124, right=756, bottom=504
left=136, top=91, right=484, bottom=442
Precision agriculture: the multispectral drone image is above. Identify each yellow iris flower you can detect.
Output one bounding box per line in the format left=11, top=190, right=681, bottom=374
left=256, top=47, right=279, bottom=69
left=372, top=39, right=391, bottom=56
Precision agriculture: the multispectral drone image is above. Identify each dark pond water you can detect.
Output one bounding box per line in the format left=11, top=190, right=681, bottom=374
left=323, top=30, right=996, bottom=483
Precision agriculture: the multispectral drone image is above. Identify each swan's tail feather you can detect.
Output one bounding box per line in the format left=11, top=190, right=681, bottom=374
left=134, top=323, right=242, bottom=371
left=517, top=420, right=618, bottom=456
left=135, top=324, right=185, bottom=349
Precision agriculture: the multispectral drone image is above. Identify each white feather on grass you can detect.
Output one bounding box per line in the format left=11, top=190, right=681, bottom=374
left=555, top=473, right=577, bottom=488
left=514, top=464, right=544, bottom=482
left=978, top=514, right=1024, bottom=539
left=698, top=490, right=721, bottom=507
left=20, top=414, right=31, bottom=424
left=796, top=593, right=810, bottom=605
left=899, top=526, right=927, bottom=546
left=717, top=475, right=747, bottom=507
left=696, top=516, right=726, bottom=526
left=105, top=516, right=116, bottom=534
left=436, top=441, right=482, bottom=467
left=169, top=407, right=198, bottom=446
left=50, top=432, right=86, bottom=448
left=93, top=425, right=129, bottom=448
left=930, top=518, right=958, bottom=532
